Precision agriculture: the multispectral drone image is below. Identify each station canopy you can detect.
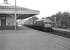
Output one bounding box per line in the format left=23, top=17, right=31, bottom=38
left=0, top=4, right=40, bottom=19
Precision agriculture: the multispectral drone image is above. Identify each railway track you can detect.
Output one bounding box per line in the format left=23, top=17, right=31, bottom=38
left=25, top=25, right=70, bottom=38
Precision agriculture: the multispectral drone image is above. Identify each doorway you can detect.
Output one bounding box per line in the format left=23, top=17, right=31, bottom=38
left=1, top=16, right=6, bottom=27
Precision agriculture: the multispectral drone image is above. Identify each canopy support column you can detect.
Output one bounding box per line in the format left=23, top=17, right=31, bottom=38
left=15, top=0, right=17, bottom=30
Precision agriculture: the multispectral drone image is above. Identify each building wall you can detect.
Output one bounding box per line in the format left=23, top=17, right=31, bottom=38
left=0, top=15, right=16, bottom=26
left=6, top=16, right=16, bottom=26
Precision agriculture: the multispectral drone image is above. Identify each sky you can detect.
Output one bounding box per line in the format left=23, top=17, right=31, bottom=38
left=0, top=0, right=70, bottom=19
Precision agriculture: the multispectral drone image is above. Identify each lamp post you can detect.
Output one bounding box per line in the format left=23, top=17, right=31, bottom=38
left=15, top=0, right=17, bottom=30
left=54, top=17, right=57, bottom=27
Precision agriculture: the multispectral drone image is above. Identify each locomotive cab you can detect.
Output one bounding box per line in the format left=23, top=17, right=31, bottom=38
left=43, top=22, right=54, bottom=32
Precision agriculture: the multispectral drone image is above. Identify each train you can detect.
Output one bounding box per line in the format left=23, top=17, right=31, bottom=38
left=24, top=19, right=55, bottom=32
left=34, top=20, right=54, bottom=31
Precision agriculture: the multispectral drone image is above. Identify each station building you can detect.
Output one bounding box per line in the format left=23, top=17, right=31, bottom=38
left=0, top=1, right=39, bottom=30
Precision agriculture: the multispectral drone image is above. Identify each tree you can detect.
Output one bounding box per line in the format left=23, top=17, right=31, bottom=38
left=31, top=16, right=39, bottom=24
left=48, top=11, right=70, bottom=28
left=24, top=16, right=39, bottom=25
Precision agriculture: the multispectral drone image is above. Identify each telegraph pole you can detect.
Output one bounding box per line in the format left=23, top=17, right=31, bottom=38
left=15, top=0, right=17, bottom=30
